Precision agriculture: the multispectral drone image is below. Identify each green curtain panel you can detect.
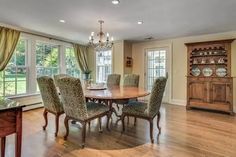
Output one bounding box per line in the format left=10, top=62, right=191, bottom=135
left=0, top=27, right=20, bottom=71
left=73, top=44, right=90, bottom=73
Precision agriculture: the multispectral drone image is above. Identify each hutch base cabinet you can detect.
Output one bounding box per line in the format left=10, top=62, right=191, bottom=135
left=186, top=39, right=234, bottom=115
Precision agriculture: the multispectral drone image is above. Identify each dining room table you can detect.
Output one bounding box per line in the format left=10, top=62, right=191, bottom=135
left=84, top=86, right=150, bottom=121
left=0, top=97, right=24, bottom=157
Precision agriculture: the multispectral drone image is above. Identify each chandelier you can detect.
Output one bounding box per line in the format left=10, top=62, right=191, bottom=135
left=89, top=20, right=114, bottom=51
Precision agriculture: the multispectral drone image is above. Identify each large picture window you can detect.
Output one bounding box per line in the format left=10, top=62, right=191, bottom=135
left=65, top=47, right=80, bottom=77
left=0, top=39, right=27, bottom=96
left=96, top=50, right=112, bottom=83
left=0, top=35, right=82, bottom=97
left=36, top=42, right=59, bottom=77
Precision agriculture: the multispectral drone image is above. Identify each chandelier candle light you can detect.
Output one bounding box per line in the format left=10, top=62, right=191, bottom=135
left=89, top=20, right=114, bottom=50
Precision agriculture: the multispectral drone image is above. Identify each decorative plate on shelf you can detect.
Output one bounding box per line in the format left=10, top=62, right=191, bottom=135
left=216, top=68, right=227, bottom=77
left=191, top=67, right=201, bottom=76
left=202, top=67, right=213, bottom=77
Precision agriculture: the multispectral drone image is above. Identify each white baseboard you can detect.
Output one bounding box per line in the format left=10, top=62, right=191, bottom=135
left=169, top=99, right=186, bottom=106
left=23, top=103, right=43, bottom=111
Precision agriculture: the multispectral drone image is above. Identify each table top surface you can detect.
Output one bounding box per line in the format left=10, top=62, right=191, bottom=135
left=84, top=86, right=150, bottom=100
left=0, top=97, right=23, bottom=111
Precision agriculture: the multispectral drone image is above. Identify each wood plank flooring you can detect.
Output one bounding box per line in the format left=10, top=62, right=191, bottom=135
left=2, top=104, right=236, bottom=157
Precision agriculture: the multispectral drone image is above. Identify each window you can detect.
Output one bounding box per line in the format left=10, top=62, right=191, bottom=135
left=96, top=50, right=112, bottom=83
left=0, top=39, right=27, bottom=96
left=0, top=34, right=81, bottom=97
left=65, top=47, right=80, bottom=77
left=146, top=49, right=166, bottom=91
left=36, top=42, right=59, bottom=77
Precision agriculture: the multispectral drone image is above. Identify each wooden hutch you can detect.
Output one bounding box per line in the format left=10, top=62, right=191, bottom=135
left=186, top=39, right=234, bottom=115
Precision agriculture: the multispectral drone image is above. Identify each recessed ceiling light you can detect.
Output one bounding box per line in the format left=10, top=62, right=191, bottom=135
left=112, top=0, right=120, bottom=5
left=137, top=21, right=143, bottom=25
left=59, top=20, right=65, bottom=23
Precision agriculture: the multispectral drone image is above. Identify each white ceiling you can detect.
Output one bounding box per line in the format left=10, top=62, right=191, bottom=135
left=0, top=0, right=236, bottom=44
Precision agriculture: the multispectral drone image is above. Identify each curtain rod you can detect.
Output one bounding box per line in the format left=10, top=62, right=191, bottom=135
left=0, top=25, right=76, bottom=45
left=20, top=30, right=75, bottom=45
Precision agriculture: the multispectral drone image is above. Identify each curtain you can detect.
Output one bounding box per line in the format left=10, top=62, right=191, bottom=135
left=73, top=44, right=90, bottom=73
left=0, top=27, right=21, bottom=71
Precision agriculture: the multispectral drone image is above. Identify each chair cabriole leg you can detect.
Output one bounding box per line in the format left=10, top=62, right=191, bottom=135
left=157, top=111, right=161, bottom=134
left=64, top=116, right=69, bottom=140
left=149, top=119, right=154, bottom=143
left=81, top=122, right=87, bottom=148
left=43, top=109, right=48, bottom=130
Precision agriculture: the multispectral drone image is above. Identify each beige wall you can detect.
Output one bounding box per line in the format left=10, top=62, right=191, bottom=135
left=124, top=41, right=133, bottom=74
left=132, top=31, right=236, bottom=111
left=112, top=40, right=124, bottom=81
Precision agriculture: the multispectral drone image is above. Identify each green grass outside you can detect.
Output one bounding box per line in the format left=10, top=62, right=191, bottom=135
left=0, top=73, right=26, bottom=96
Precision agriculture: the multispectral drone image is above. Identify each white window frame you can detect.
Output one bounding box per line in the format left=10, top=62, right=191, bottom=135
left=95, top=49, right=113, bottom=83
left=0, top=39, right=29, bottom=97
left=65, top=46, right=81, bottom=77
left=1, top=33, right=76, bottom=98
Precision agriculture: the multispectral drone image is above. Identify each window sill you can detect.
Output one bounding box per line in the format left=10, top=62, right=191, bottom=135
left=6, top=93, right=40, bottom=99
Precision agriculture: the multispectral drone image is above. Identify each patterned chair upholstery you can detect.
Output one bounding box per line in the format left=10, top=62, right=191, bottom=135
left=123, top=74, right=140, bottom=87
left=107, top=74, right=121, bottom=87
left=37, top=76, right=64, bottom=137
left=114, top=74, right=140, bottom=117
left=57, top=77, right=111, bottom=148
left=53, top=74, right=71, bottom=87
left=121, top=77, right=167, bottom=143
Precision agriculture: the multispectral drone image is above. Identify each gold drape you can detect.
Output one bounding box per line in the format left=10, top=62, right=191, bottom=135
left=73, top=44, right=90, bottom=73
left=0, top=27, right=20, bottom=71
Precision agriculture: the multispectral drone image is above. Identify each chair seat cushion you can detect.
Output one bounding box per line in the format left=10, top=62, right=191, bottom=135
left=122, top=101, right=156, bottom=118
left=113, top=99, right=129, bottom=105
left=122, top=101, right=148, bottom=117
left=84, top=102, right=110, bottom=120
left=113, top=98, right=138, bottom=105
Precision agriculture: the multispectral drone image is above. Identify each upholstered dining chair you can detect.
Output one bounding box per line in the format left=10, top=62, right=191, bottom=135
left=123, top=74, right=140, bottom=87
left=53, top=74, right=71, bottom=87
left=121, top=77, right=167, bottom=143
left=37, top=76, right=64, bottom=137
left=107, top=74, right=121, bottom=87
left=114, top=74, right=140, bottom=124
left=57, top=77, right=111, bottom=148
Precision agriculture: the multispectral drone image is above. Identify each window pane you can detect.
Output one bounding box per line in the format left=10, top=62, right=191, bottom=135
left=0, top=72, right=3, bottom=96
left=17, top=67, right=27, bottom=94
left=4, top=67, right=16, bottom=82
left=16, top=40, right=26, bottom=66
left=96, top=50, right=112, bottom=83
left=36, top=42, right=59, bottom=78
left=4, top=81, right=15, bottom=96
left=146, top=49, right=166, bottom=91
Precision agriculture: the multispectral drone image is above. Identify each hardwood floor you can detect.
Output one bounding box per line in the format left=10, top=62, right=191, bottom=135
left=2, top=104, right=236, bottom=157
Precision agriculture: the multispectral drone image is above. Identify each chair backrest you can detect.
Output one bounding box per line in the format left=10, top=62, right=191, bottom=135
left=53, top=74, right=70, bottom=86
left=37, top=76, right=63, bottom=113
left=123, top=74, right=139, bottom=87
left=57, top=77, right=88, bottom=119
left=147, top=77, right=167, bottom=115
left=107, top=74, right=121, bottom=87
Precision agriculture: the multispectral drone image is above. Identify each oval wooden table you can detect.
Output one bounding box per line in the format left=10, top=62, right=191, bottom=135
left=84, top=86, right=150, bottom=121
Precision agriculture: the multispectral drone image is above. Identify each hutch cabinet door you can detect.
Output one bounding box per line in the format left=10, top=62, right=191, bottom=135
left=211, top=82, right=231, bottom=105
left=188, top=81, right=208, bottom=103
